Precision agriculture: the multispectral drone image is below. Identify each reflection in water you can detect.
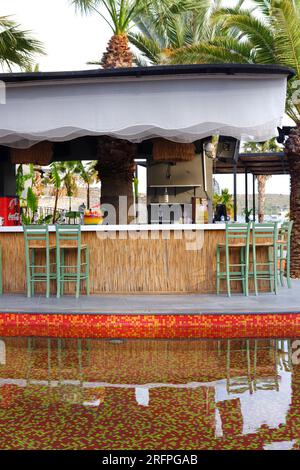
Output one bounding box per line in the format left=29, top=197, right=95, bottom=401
left=0, top=340, right=5, bottom=365
left=0, top=337, right=298, bottom=450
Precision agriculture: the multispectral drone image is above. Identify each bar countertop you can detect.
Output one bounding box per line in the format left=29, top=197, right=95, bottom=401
left=0, top=222, right=267, bottom=295
left=0, top=223, right=226, bottom=232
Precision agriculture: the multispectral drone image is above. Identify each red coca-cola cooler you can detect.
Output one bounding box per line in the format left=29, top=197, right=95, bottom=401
left=0, top=197, right=21, bottom=226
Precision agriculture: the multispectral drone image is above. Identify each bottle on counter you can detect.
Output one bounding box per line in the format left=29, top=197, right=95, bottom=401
left=163, top=187, right=169, bottom=204
left=200, top=198, right=209, bottom=224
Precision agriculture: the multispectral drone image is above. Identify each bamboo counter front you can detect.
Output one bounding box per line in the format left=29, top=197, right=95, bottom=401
left=0, top=224, right=270, bottom=295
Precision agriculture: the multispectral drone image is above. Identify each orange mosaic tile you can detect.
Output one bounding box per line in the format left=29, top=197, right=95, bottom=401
left=0, top=312, right=299, bottom=338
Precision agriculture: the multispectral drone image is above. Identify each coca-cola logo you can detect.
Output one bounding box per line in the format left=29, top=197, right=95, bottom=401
left=8, top=213, right=20, bottom=221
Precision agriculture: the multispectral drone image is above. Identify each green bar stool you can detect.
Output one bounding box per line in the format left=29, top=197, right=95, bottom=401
left=23, top=225, right=56, bottom=298
left=56, top=224, right=90, bottom=298
left=0, top=244, right=2, bottom=295
left=251, top=222, right=279, bottom=295
left=216, top=222, right=251, bottom=297
left=278, top=220, right=294, bottom=288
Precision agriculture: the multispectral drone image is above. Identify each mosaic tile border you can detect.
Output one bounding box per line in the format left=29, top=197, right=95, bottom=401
left=0, top=312, right=300, bottom=338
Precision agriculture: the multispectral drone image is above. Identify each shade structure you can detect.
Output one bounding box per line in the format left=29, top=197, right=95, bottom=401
left=215, top=152, right=289, bottom=175
left=0, top=64, right=293, bottom=149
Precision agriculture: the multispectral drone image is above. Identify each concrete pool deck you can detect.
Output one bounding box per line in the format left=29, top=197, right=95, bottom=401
left=1, top=280, right=300, bottom=315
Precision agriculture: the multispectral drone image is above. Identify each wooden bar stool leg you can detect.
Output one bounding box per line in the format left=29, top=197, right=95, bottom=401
left=56, top=245, right=61, bottom=298
left=273, top=245, right=278, bottom=295
left=75, top=247, right=81, bottom=299
left=279, top=244, right=284, bottom=287
left=240, top=247, right=245, bottom=295
left=60, top=249, right=65, bottom=296
left=46, top=247, right=50, bottom=299
left=31, top=249, right=35, bottom=297
left=267, top=247, right=274, bottom=293
left=245, top=244, right=249, bottom=297
left=86, top=248, right=90, bottom=296
left=25, top=246, right=31, bottom=298
left=252, top=243, right=258, bottom=296
left=225, top=244, right=231, bottom=297
left=287, top=246, right=292, bottom=288
left=216, top=245, right=220, bottom=295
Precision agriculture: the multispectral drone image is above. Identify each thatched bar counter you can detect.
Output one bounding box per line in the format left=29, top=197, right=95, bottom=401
left=0, top=224, right=232, bottom=295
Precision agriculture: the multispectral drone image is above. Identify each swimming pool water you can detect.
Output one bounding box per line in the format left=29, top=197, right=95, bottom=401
left=0, top=337, right=298, bottom=450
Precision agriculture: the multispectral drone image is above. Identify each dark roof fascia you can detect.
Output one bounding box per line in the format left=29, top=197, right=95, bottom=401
left=0, top=63, right=295, bottom=84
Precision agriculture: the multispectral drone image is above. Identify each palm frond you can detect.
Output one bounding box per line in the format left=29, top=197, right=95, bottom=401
left=169, top=37, right=254, bottom=65
left=250, top=0, right=272, bottom=16
left=285, top=85, right=300, bottom=123
left=271, top=0, right=300, bottom=79
left=71, top=0, right=98, bottom=14
left=212, top=9, right=274, bottom=61
left=0, top=16, right=44, bottom=70
left=132, top=53, right=149, bottom=67
left=49, top=163, right=62, bottom=189
left=131, top=0, right=218, bottom=64
left=26, top=187, right=38, bottom=214
left=128, top=32, right=161, bottom=63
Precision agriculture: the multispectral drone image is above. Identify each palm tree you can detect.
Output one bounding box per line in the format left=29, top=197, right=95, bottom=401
left=255, top=175, right=270, bottom=223
left=168, top=0, right=300, bottom=276
left=94, top=137, right=136, bottom=220
left=16, top=164, right=34, bottom=198
left=46, top=161, right=82, bottom=222
left=128, top=0, right=215, bottom=65
left=78, top=161, right=98, bottom=208
left=47, top=163, right=62, bottom=223
left=56, top=161, right=82, bottom=212
left=0, top=16, right=44, bottom=70
left=168, top=0, right=300, bottom=125
left=71, top=0, right=148, bottom=68
left=71, top=0, right=152, bottom=221
left=71, top=1, right=199, bottom=222
left=167, top=1, right=270, bottom=61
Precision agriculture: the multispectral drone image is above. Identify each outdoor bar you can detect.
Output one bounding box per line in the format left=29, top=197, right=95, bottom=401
left=0, top=64, right=293, bottom=295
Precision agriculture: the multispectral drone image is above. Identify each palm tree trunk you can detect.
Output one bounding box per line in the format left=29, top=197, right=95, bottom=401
left=257, top=175, right=267, bottom=223
left=286, top=123, right=300, bottom=278
left=53, top=189, right=59, bottom=224
left=97, top=34, right=135, bottom=224
left=87, top=183, right=90, bottom=209
left=101, top=34, right=133, bottom=68
left=95, top=137, right=136, bottom=223
left=100, top=174, right=134, bottom=222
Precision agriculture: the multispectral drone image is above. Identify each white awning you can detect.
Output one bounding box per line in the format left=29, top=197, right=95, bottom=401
left=0, top=65, right=291, bottom=148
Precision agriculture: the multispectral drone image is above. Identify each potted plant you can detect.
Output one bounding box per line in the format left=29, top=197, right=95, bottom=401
left=213, top=189, right=234, bottom=220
